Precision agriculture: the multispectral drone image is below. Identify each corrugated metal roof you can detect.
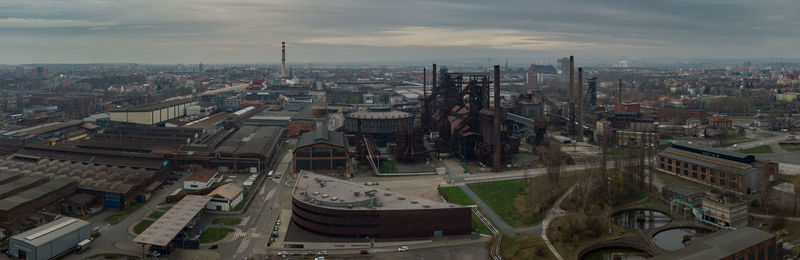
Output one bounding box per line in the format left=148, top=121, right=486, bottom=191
left=133, top=195, right=211, bottom=246
left=10, top=217, right=89, bottom=247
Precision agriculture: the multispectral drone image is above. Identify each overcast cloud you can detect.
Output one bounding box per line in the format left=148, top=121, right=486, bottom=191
left=0, top=0, right=798, bottom=64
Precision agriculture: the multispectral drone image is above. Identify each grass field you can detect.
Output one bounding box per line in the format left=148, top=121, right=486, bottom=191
left=740, top=145, right=773, bottom=154
left=467, top=179, right=527, bottom=226
left=467, top=172, right=581, bottom=227
left=147, top=211, right=164, bottom=219
left=198, top=228, right=234, bottom=243
left=380, top=161, right=399, bottom=173
left=133, top=220, right=154, bottom=234
left=104, top=201, right=146, bottom=225
left=782, top=143, right=800, bottom=152
left=438, top=186, right=476, bottom=205
left=212, top=218, right=242, bottom=226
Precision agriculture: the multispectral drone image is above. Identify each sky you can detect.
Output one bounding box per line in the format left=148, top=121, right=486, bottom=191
left=1, top=0, right=798, bottom=64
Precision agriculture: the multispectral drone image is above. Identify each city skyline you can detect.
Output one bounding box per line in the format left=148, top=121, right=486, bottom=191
left=1, top=0, right=799, bottom=64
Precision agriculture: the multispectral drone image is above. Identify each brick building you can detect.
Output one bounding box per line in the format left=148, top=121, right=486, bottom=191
left=292, top=127, right=350, bottom=174
left=656, top=141, right=778, bottom=194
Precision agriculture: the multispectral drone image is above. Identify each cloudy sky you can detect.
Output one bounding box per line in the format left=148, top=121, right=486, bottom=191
left=1, top=0, right=798, bottom=64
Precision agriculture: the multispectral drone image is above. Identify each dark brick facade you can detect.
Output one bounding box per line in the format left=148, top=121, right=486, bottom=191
left=291, top=197, right=471, bottom=238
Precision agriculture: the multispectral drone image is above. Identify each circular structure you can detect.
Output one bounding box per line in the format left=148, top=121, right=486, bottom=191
left=612, top=209, right=671, bottom=230
left=651, top=227, right=711, bottom=251
left=343, top=107, right=414, bottom=134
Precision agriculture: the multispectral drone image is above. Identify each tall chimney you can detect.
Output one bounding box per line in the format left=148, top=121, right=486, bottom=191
left=493, top=65, right=502, bottom=172
left=423, top=67, right=427, bottom=100
left=569, top=56, right=575, bottom=137
left=281, top=41, right=286, bottom=83
left=577, top=67, right=584, bottom=142
left=432, top=64, right=437, bottom=89
left=618, top=77, right=623, bottom=110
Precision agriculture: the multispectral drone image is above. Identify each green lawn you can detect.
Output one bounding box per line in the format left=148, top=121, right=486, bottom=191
left=727, top=131, right=748, bottom=140
left=212, top=218, right=242, bottom=226
left=438, top=186, right=476, bottom=205
left=467, top=179, right=527, bottom=226
left=104, top=201, right=147, bottom=225
left=380, top=161, right=399, bottom=173
left=471, top=214, right=491, bottom=235
left=133, top=220, right=154, bottom=234
left=147, top=211, right=164, bottom=219
left=781, top=144, right=800, bottom=152
left=740, top=145, right=773, bottom=154
left=467, top=172, right=582, bottom=227
left=198, top=228, right=234, bottom=243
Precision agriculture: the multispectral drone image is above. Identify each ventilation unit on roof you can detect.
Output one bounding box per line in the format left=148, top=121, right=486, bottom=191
left=312, top=191, right=319, bottom=195
left=398, top=197, right=406, bottom=200
left=354, top=191, right=360, bottom=197
left=423, top=205, right=431, bottom=208
left=321, top=194, right=329, bottom=198
left=410, top=201, right=418, bottom=204
left=384, top=193, right=392, bottom=196
left=331, top=197, right=338, bottom=201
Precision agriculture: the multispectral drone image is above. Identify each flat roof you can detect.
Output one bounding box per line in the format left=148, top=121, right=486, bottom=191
left=11, top=217, right=90, bottom=247
left=133, top=195, right=211, bottom=246
left=660, top=148, right=759, bottom=176
left=214, top=126, right=284, bottom=156
left=649, top=227, right=775, bottom=259
left=2, top=120, right=84, bottom=138
left=293, top=171, right=466, bottom=211
left=110, top=98, right=196, bottom=112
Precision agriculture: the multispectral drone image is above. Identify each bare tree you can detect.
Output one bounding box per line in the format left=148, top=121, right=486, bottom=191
left=545, top=141, right=564, bottom=191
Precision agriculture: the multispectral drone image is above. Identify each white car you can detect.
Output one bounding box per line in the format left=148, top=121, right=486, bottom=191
left=397, top=246, right=409, bottom=251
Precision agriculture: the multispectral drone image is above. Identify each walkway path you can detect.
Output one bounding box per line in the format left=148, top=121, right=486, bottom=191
left=770, top=143, right=788, bottom=154
left=458, top=185, right=542, bottom=237
left=540, top=184, right=576, bottom=260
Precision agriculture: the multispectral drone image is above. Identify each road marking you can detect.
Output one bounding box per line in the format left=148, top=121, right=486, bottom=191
left=237, top=239, right=251, bottom=253
left=265, top=188, right=277, bottom=200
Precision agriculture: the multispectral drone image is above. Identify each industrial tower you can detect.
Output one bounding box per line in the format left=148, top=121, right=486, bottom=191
left=281, top=41, right=286, bottom=83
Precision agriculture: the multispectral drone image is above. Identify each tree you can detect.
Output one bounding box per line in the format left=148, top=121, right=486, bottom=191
left=545, top=141, right=564, bottom=191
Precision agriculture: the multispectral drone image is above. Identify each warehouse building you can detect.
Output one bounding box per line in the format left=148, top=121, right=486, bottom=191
left=206, top=183, right=244, bottom=211
left=109, top=99, right=198, bottom=125
left=656, top=141, right=778, bottom=194
left=288, top=171, right=470, bottom=243
left=293, top=127, right=350, bottom=174
left=9, top=217, right=91, bottom=260
left=0, top=176, right=77, bottom=237
left=213, top=126, right=285, bottom=172
left=649, top=227, right=778, bottom=260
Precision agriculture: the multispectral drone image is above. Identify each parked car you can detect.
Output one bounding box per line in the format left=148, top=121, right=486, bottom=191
left=305, top=251, right=314, bottom=256
left=274, top=225, right=279, bottom=231
left=317, top=251, right=328, bottom=256
left=277, top=251, right=288, bottom=256
left=291, top=251, right=301, bottom=256
left=209, top=245, right=218, bottom=249
left=397, top=245, right=408, bottom=251
left=360, top=250, right=369, bottom=255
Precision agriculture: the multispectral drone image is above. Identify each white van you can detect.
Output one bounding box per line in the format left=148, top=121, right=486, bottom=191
left=268, top=170, right=274, bottom=177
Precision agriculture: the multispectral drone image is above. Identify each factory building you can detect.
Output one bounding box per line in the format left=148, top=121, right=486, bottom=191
left=109, top=99, right=198, bottom=125
left=656, top=141, right=778, bottom=194
left=343, top=107, right=414, bottom=146
left=206, top=183, right=244, bottom=211
left=287, top=104, right=326, bottom=137
left=0, top=175, right=77, bottom=237
left=650, top=227, right=778, bottom=260
left=183, top=168, right=221, bottom=190
left=287, top=171, right=470, bottom=243
left=293, top=127, right=350, bottom=174
left=9, top=217, right=91, bottom=260
left=213, top=126, right=285, bottom=172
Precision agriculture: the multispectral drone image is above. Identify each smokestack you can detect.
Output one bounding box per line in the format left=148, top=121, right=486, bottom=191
left=618, top=77, right=623, bottom=110
left=423, top=67, right=427, bottom=99
left=281, top=41, right=286, bottom=83
left=577, top=67, right=584, bottom=142
left=432, top=64, right=437, bottom=89
left=493, top=65, right=501, bottom=172
left=569, top=56, right=575, bottom=137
